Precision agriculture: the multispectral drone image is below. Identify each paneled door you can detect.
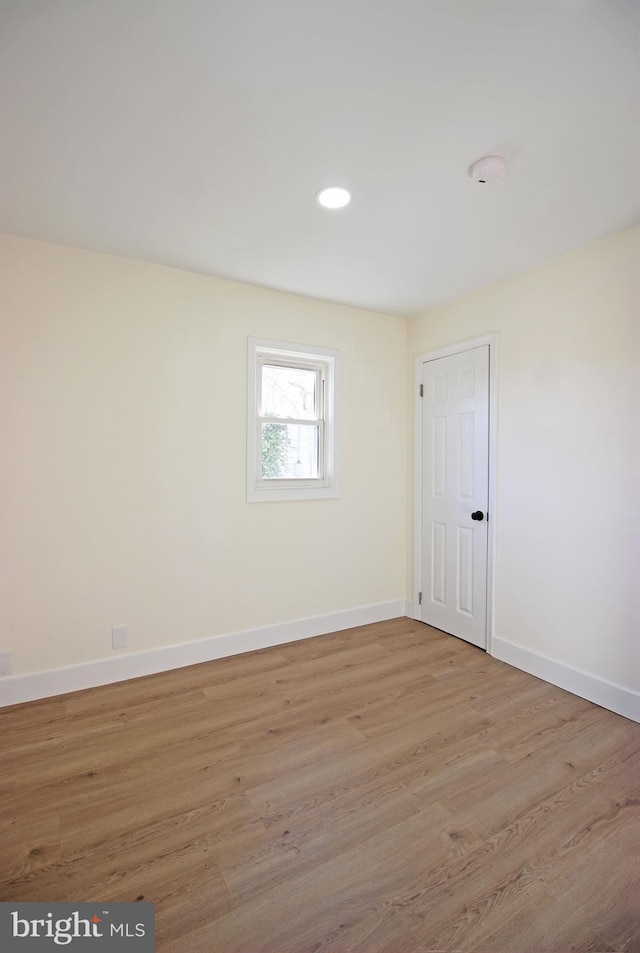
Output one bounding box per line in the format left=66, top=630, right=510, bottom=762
left=420, top=345, right=489, bottom=649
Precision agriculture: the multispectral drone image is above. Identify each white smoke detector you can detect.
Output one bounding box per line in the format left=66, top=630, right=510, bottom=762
left=469, top=155, right=507, bottom=184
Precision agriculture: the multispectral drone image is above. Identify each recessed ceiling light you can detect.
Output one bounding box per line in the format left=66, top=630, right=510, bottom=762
left=316, top=186, right=352, bottom=209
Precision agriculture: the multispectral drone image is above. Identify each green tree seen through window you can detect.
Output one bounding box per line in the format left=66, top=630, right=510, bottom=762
left=261, top=417, right=291, bottom=478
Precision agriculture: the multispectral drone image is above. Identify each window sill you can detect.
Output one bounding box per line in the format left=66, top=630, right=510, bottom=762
left=247, top=483, right=339, bottom=503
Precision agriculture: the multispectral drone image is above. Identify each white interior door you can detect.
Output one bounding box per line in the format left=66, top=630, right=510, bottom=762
left=420, top=345, right=489, bottom=649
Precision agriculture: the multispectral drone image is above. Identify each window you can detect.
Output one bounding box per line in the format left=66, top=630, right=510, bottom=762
left=247, top=338, right=338, bottom=502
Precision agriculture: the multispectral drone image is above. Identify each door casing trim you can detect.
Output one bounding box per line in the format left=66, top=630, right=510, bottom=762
left=413, top=333, right=499, bottom=656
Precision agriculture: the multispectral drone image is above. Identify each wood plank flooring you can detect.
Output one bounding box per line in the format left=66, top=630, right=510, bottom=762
left=1, top=618, right=639, bottom=952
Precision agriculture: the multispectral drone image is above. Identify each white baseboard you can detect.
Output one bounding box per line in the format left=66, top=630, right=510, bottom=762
left=0, top=600, right=407, bottom=708
left=403, top=598, right=417, bottom=619
left=492, top=637, right=640, bottom=724
left=7, top=610, right=636, bottom=723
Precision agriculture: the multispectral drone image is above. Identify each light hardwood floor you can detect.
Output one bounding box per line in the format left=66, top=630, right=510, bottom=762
left=1, top=618, right=639, bottom=952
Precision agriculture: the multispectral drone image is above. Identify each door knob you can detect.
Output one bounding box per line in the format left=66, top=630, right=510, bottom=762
left=471, top=511, right=484, bottom=521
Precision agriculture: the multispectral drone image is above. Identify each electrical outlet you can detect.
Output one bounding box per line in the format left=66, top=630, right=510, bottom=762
left=0, top=652, right=13, bottom=676
left=111, top=625, right=128, bottom=650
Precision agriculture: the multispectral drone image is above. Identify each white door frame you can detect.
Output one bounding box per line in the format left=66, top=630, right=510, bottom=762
left=413, top=333, right=498, bottom=656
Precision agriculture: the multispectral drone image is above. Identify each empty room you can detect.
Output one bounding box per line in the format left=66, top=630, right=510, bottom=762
left=1, top=1, right=639, bottom=951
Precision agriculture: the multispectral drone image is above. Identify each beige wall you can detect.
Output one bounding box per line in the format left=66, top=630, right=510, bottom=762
left=1, top=235, right=407, bottom=675
left=3, top=227, right=638, bottom=697
left=410, top=225, right=640, bottom=693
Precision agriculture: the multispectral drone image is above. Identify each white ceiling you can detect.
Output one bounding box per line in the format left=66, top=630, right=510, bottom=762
left=1, top=0, right=639, bottom=316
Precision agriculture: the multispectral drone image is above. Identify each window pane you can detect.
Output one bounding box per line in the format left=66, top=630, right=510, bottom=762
left=261, top=422, right=319, bottom=479
left=261, top=364, right=318, bottom=420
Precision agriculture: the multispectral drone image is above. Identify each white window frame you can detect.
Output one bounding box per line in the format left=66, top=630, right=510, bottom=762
left=247, top=337, right=339, bottom=502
